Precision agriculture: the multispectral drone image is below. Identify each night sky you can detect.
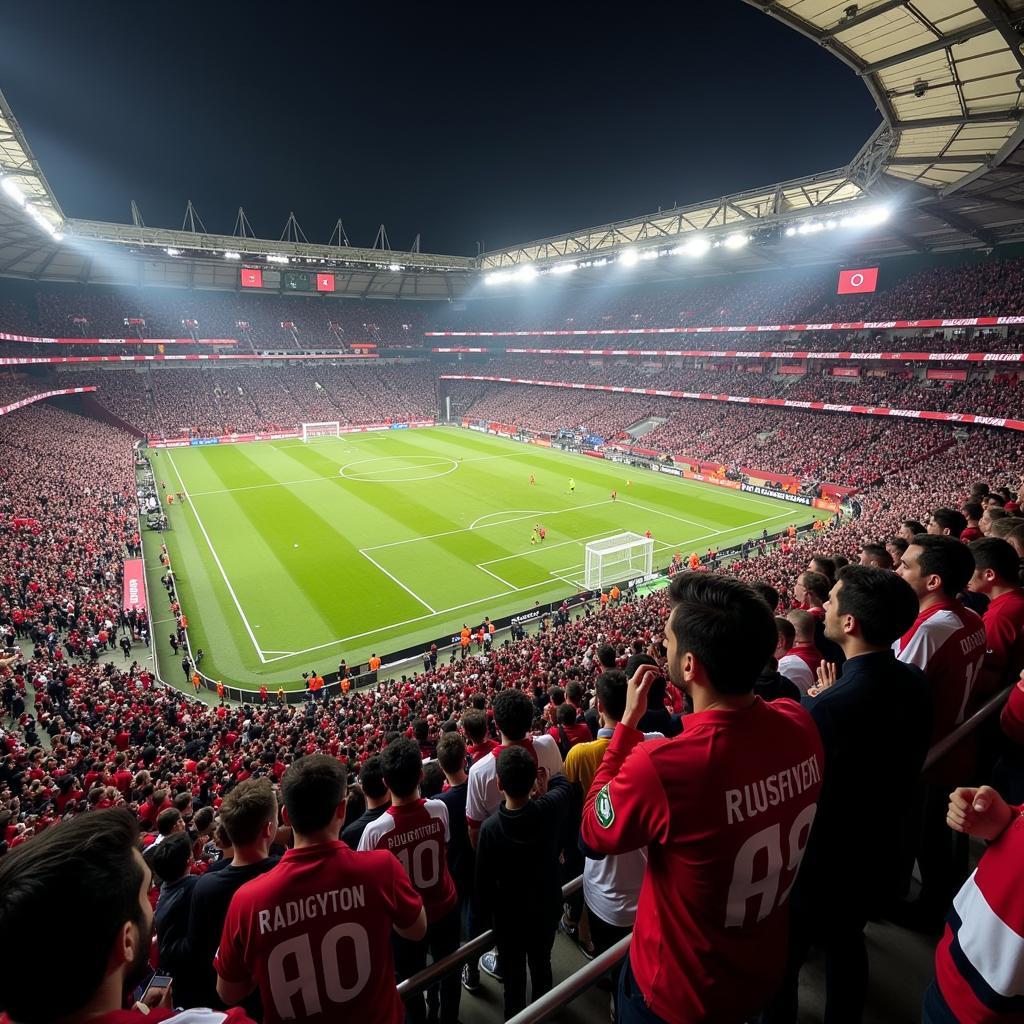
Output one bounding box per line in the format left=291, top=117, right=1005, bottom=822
left=1, top=3, right=880, bottom=257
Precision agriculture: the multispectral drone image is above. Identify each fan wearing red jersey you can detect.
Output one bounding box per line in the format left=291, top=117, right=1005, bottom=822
left=580, top=574, right=824, bottom=1024
left=0, top=808, right=258, bottom=1024
left=215, top=755, right=426, bottom=1024
left=359, top=738, right=461, bottom=1024
left=894, top=534, right=987, bottom=926
left=923, top=785, right=1024, bottom=1023
left=967, top=538, right=1024, bottom=698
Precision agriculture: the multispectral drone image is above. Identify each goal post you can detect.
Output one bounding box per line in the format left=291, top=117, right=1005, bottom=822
left=584, top=532, right=654, bottom=591
left=301, top=421, right=341, bottom=442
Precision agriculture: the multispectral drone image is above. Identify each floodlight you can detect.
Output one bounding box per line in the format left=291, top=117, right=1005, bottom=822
left=389, top=263, right=403, bottom=271
left=516, top=265, right=537, bottom=281
left=784, top=226, right=797, bottom=237
left=550, top=262, right=577, bottom=274
left=224, top=251, right=241, bottom=260
left=681, top=236, right=711, bottom=257
left=1, top=177, right=25, bottom=204
left=165, top=248, right=181, bottom=256
left=723, top=232, right=749, bottom=250
left=267, top=254, right=289, bottom=264
left=619, top=248, right=639, bottom=267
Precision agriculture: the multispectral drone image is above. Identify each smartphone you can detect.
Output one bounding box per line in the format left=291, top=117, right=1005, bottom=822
left=132, top=970, right=172, bottom=1003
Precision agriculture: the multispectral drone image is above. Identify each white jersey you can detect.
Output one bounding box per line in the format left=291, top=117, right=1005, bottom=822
left=778, top=654, right=815, bottom=695
left=465, top=734, right=564, bottom=827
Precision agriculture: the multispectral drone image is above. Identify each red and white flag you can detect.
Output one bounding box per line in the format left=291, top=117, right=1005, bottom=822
left=837, top=267, right=878, bottom=294
left=240, top=268, right=263, bottom=289
left=316, top=273, right=335, bottom=292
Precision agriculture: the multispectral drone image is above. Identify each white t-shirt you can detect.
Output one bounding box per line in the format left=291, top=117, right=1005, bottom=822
left=465, top=735, right=564, bottom=827
left=778, top=654, right=815, bottom=695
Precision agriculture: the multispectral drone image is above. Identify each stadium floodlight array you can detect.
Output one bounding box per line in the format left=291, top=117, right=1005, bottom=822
left=584, top=532, right=654, bottom=591
left=301, top=421, right=341, bottom=442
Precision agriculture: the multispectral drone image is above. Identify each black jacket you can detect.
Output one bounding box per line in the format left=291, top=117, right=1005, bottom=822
left=153, top=874, right=197, bottom=976
left=801, top=650, right=931, bottom=909
left=475, top=774, right=576, bottom=942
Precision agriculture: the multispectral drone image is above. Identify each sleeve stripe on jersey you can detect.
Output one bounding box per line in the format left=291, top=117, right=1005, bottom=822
left=947, top=878, right=1024, bottom=1009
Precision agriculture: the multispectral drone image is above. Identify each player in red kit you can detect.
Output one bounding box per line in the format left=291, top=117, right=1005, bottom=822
left=581, top=574, right=823, bottom=1024
left=894, top=534, right=987, bottom=926
left=215, top=755, right=426, bottom=1024
left=359, top=738, right=461, bottom=1024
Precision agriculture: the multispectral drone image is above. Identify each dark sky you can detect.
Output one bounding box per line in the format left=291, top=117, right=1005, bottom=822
left=1, top=2, right=880, bottom=257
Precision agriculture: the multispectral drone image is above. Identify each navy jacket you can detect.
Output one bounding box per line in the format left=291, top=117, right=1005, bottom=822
left=801, top=649, right=931, bottom=909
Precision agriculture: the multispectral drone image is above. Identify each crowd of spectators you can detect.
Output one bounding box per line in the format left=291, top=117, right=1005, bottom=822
left=3, top=260, right=1024, bottom=1022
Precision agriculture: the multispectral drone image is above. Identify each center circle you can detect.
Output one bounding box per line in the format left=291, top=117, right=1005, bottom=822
left=339, top=455, right=459, bottom=483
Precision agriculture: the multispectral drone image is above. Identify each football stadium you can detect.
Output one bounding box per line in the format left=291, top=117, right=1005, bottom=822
left=2, top=3, right=1024, bottom=1023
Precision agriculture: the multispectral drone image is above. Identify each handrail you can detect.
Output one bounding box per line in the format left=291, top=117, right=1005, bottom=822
left=923, top=682, right=1014, bottom=772
left=397, top=877, right=582, bottom=998
left=506, top=935, right=633, bottom=1024
left=400, top=681, right=1017, bottom=1017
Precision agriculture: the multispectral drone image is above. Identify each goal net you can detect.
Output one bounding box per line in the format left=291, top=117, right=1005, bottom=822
left=301, top=421, right=341, bottom=442
left=584, top=532, right=654, bottom=591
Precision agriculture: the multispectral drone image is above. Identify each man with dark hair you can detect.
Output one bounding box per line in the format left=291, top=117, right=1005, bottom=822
left=436, top=732, right=473, bottom=927
left=928, top=508, right=968, bottom=539
left=807, top=555, right=836, bottom=583
left=466, top=689, right=563, bottom=848
left=151, top=832, right=196, bottom=982
left=180, top=778, right=280, bottom=1011
left=581, top=573, right=823, bottom=1024
left=981, top=505, right=1010, bottom=536
left=566, top=670, right=663, bottom=1010
left=462, top=709, right=497, bottom=765
left=858, top=543, right=893, bottom=570
left=340, top=755, right=391, bottom=850
left=215, top=755, right=426, bottom=1024
left=968, top=536, right=1024, bottom=696
left=475, top=746, right=575, bottom=1021
left=886, top=536, right=909, bottom=566
left=795, top=569, right=845, bottom=665
left=895, top=535, right=987, bottom=925
left=961, top=500, right=984, bottom=543
left=765, top=565, right=930, bottom=1024
left=360, top=739, right=460, bottom=1024
left=466, top=689, right=563, bottom=985
left=899, top=520, right=926, bottom=542
left=0, top=808, right=255, bottom=1023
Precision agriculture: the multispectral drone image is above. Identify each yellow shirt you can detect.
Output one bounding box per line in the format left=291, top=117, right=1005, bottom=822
left=564, top=736, right=611, bottom=796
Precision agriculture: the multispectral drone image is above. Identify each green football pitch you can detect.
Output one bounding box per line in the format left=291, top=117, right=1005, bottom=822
left=143, top=426, right=817, bottom=689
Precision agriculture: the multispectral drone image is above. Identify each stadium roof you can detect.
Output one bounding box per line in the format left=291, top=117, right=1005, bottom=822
left=2, top=1, right=1024, bottom=296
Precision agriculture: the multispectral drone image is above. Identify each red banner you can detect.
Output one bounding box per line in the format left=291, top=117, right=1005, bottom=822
left=427, top=315, right=1024, bottom=338
left=926, top=369, right=968, bottom=381
left=122, top=559, right=146, bottom=613
left=0, top=353, right=379, bottom=367
left=316, top=273, right=335, bottom=292
left=241, top=268, right=263, bottom=288
left=0, top=334, right=236, bottom=346
left=831, top=367, right=861, bottom=377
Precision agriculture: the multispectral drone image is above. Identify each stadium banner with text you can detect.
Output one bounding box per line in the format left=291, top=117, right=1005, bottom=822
left=0, top=386, right=98, bottom=417
left=122, top=559, right=146, bottom=613
left=439, top=374, right=1024, bottom=432
left=927, top=369, right=969, bottom=381
left=0, top=352, right=380, bottom=367
left=741, top=482, right=813, bottom=506
left=146, top=420, right=435, bottom=449
left=0, top=334, right=236, bottom=346
left=467, top=346, right=1024, bottom=364
left=427, top=315, right=1024, bottom=338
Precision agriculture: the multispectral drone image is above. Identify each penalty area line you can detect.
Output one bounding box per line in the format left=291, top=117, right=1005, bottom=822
left=358, top=549, right=437, bottom=615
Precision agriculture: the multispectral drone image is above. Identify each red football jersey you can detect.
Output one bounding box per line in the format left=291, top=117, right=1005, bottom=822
left=894, top=600, right=986, bottom=779
left=979, top=589, right=1024, bottom=697
left=358, top=799, right=457, bottom=922
left=215, top=841, right=423, bottom=1024
left=581, top=698, right=824, bottom=1024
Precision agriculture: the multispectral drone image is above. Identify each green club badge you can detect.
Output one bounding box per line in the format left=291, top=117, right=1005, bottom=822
left=595, top=784, right=615, bottom=828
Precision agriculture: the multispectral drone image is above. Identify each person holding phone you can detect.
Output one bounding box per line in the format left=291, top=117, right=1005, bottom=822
left=0, top=808, right=256, bottom=1024
left=580, top=573, right=824, bottom=1024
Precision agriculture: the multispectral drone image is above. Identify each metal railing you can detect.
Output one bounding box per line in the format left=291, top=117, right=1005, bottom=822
left=399, top=680, right=1017, bottom=1022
